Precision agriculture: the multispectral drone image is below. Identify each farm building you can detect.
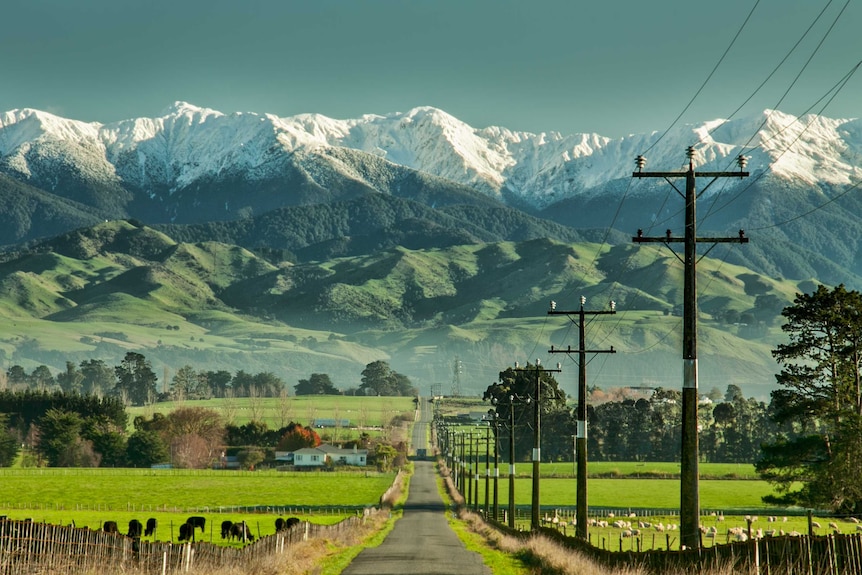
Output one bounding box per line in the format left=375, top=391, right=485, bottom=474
left=275, top=443, right=368, bottom=467
left=312, top=418, right=351, bottom=428
left=290, top=444, right=367, bottom=467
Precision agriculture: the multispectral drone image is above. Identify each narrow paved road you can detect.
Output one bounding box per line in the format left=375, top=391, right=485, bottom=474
left=341, top=399, right=492, bottom=575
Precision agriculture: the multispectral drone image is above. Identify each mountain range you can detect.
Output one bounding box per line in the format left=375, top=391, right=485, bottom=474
left=0, top=103, right=860, bottom=397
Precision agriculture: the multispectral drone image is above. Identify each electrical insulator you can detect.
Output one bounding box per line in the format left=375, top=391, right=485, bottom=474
left=635, top=155, right=646, bottom=171
left=580, top=295, right=586, bottom=307
left=549, top=300, right=556, bottom=311
left=737, top=154, right=748, bottom=170
left=686, top=146, right=696, bottom=160
left=610, top=300, right=616, bottom=311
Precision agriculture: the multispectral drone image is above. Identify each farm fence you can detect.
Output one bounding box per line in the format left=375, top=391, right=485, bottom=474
left=489, top=519, right=862, bottom=575
left=0, top=514, right=369, bottom=574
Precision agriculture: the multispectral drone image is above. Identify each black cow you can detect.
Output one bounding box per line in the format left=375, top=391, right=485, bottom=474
left=220, top=520, right=233, bottom=540
left=144, top=517, right=157, bottom=537
left=178, top=522, right=194, bottom=542
left=103, top=521, right=119, bottom=533
left=230, top=521, right=253, bottom=542
left=127, top=519, right=143, bottom=539
left=285, top=517, right=301, bottom=530
left=186, top=516, right=206, bottom=532
left=275, top=517, right=285, bottom=531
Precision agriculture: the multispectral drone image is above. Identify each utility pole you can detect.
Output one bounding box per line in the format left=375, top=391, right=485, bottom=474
left=631, top=147, right=749, bottom=549
left=514, top=360, right=562, bottom=531
left=548, top=297, right=616, bottom=540
left=484, top=425, right=491, bottom=518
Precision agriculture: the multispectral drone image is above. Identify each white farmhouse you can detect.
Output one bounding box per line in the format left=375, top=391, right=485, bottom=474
left=289, top=444, right=368, bottom=468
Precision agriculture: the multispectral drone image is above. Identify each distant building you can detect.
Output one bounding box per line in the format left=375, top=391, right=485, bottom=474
left=290, top=444, right=367, bottom=467
left=312, top=418, right=351, bottom=428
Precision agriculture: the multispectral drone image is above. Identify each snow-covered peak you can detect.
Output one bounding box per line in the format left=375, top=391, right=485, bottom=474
left=0, top=108, right=101, bottom=154
left=0, top=103, right=859, bottom=209
left=159, top=101, right=223, bottom=120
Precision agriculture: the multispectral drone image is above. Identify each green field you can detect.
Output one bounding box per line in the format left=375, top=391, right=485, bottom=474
left=127, top=395, right=416, bottom=435
left=0, top=468, right=396, bottom=544
left=474, top=477, right=777, bottom=509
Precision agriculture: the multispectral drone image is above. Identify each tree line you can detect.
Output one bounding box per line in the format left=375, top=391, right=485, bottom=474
left=4, top=355, right=416, bottom=404
left=0, top=357, right=415, bottom=470
left=478, top=284, right=862, bottom=515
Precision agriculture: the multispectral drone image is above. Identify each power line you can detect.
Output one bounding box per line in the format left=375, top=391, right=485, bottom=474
left=641, top=0, right=762, bottom=157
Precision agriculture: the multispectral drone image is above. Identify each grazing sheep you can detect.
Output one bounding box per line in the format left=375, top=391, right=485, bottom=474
left=829, top=522, right=839, bottom=531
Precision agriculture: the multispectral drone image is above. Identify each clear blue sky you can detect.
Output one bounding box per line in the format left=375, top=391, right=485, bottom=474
left=2, top=0, right=859, bottom=138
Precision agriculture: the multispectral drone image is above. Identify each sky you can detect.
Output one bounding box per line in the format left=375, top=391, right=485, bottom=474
left=2, top=0, right=860, bottom=139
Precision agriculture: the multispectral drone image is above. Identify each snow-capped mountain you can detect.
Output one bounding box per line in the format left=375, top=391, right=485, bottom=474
left=2, top=101, right=862, bottom=289
left=2, top=101, right=859, bottom=213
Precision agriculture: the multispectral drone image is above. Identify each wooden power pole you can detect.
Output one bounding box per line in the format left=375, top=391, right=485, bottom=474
left=631, top=147, right=749, bottom=549
left=548, top=297, right=616, bottom=541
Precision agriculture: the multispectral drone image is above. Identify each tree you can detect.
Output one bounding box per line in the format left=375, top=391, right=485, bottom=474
left=82, top=416, right=127, bottom=467
left=114, top=352, right=158, bottom=406
left=165, top=407, right=225, bottom=469
left=30, top=365, right=55, bottom=391
left=276, top=423, right=321, bottom=451
left=56, top=362, right=84, bottom=394
left=359, top=361, right=414, bottom=396
left=6, top=365, right=27, bottom=389
left=756, top=284, right=862, bottom=513
left=36, top=408, right=91, bottom=466
left=204, top=370, right=232, bottom=397
left=253, top=372, right=284, bottom=397
left=483, top=363, right=568, bottom=461
left=373, top=443, right=398, bottom=472
left=0, top=414, right=19, bottom=466
left=171, top=365, right=209, bottom=400
left=225, top=420, right=275, bottom=447
left=295, top=373, right=339, bottom=395
left=80, top=359, right=115, bottom=396
left=237, top=448, right=265, bottom=470
left=126, top=429, right=168, bottom=467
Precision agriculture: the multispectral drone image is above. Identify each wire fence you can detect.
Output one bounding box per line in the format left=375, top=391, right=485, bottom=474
left=489, top=518, right=862, bottom=575
left=0, top=514, right=369, bottom=575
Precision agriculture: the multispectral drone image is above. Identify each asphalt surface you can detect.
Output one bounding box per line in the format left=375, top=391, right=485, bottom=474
left=341, top=400, right=492, bottom=575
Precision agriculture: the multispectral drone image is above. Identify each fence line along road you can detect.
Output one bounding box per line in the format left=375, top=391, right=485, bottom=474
left=0, top=514, right=367, bottom=574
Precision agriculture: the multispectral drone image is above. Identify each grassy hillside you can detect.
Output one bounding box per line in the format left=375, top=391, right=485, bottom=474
left=0, top=220, right=802, bottom=398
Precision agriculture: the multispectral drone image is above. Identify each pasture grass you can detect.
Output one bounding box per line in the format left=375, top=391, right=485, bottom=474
left=126, top=395, right=416, bottom=432
left=0, top=468, right=394, bottom=545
